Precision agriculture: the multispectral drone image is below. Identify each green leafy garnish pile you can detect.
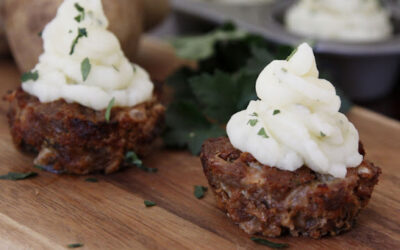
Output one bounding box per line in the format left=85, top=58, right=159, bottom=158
left=165, top=24, right=291, bottom=155
left=165, top=24, right=353, bottom=155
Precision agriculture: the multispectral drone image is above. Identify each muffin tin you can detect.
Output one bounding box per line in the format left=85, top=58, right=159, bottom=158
left=168, top=0, right=400, bottom=100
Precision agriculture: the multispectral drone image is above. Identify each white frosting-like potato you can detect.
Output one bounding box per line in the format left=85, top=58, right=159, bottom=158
left=22, top=0, right=153, bottom=111
left=285, top=0, right=392, bottom=42
left=227, top=43, right=363, bottom=178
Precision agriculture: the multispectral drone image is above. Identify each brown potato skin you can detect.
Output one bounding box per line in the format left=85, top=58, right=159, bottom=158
left=2, top=0, right=169, bottom=73
left=200, top=137, right=381, bottom=238
left=6, top=88, right=165, bottom=175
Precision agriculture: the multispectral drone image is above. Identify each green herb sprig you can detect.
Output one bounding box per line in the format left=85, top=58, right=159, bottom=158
left=67, top=243, right=84, bottom=248
left=251, top=237, right=289, bottom=248
left=81, top=58, right=91, bottom=81
left=258, top=128, right=269, bottom=139
left=194, top=185, right=208, bottom=199
left=0, top=172, right=38, bottom=181
left=74, top=3, right=85, bottom=23
left=21, top=71, right=39, bottom=82
left=125, top=151, right=158, bottom=173
left=247, top=119, right=258, bottom=127
left=105, top=97, right=115, bottom=122
left=70, top=28, right=88, bottom=55
left=144, top=200, right=156, bottom=207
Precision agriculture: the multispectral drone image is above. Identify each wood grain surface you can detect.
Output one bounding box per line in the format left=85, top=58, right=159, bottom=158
left=0, top=39, right=399, bottom=249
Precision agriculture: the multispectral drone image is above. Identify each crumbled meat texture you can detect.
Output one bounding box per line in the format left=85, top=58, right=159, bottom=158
left=200, top=137, right=381, bottom=239
left=6, top=88, right=165, bottom=175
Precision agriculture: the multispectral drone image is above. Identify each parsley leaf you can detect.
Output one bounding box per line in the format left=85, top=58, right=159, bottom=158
left=258, top=128, right=269, bottom=138
left=81, top=58, right=91, bottom=81
left=21, top=71, right=39, bottom=82
left=125, top=151, right=158, bottom=173
left=247, top=119, right=258, bottom=127
left=0, top=172, right=38, bottom=181
left=194, top=185, right=208, bottom=199
left=273, top=110, right=281, bottom=115
left=251, top=237, right=289, bottom=248
left=67, top=243, right=84, bottom=248
left=144, top=200, right=156, bottom=207
left=70, top=28, right=88, bottom=55
left=320, top=131, right=326, bottom=137
left=105, top=97, right=115, bottom=122
left=170, top=27, right=246, bottom=61
left=163, top=101, right=225, bottom=155
left=74, top=3, right=85, bottom=23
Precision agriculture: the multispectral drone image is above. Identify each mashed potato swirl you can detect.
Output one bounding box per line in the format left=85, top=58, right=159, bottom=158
left=285, top=0, right=392, bottom=42
left=22, top=0, right=153, bottom=111
left=227, top=43, right=363, bottom=178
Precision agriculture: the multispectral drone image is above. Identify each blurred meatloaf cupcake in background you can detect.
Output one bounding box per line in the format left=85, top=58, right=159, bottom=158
left=5, top=0, right=165, bottom=175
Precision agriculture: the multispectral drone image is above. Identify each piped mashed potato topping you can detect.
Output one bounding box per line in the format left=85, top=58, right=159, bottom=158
left=285, top=0, right=392, bottom=42
left=227, top=43, right=363, bottom=178
left=22, top=0, right=153, bottom=111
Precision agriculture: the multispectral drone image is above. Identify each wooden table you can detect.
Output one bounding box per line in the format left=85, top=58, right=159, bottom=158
left=0, top=39, right=399, bottom=249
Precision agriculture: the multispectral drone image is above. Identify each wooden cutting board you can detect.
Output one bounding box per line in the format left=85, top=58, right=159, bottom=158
left=0, top=38, right=399, bottom=250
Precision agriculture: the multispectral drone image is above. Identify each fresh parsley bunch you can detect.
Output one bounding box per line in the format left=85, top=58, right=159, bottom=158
left=164, top=24, right=292, bottom=155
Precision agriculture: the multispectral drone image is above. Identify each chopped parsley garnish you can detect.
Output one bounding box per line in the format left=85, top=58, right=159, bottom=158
left=74, top=3, right=85, bottom=23
left=257, top=128, right=269, bottom=138
left=132, top=65, right=137, bottom=73
left=125, top=151, right=158, bottom=173
left=21, top=71, right=39, bottom=82
left=251, top=237, right=289, bottom=248
left=281, top=68, right=288, bottom=73
left=144, top=200, right=156, bottom=207
left=85, top=177, right=98, bottom=183
left=81, top=58, right=91, bottom=81
left=105, top=97, right=115, bottom=122
left=67, top=243, right=84, bottom=248
left=69, top=28, right=88, bottom=55
left=250, top=112, right=258, bottom=117
left=247, top=119, right=258, bottom=127
left=194, top=185, right=208, bottom=199
left=273, top=110, right=281, bottom=115
left=286, top=47, right=298, bottom=61
left=320, top=131, right=326, bottom=137
left=0, top=172, right=38, bottom=181
left=38, top=30, right=43, bottom=37
left=112, top=65, right=119, bottom=72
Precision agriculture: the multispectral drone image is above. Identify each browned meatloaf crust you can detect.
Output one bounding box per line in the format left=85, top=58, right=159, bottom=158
left=6, top=88, right=165, bottom=175
left=200, top=137, right=381, bottom=239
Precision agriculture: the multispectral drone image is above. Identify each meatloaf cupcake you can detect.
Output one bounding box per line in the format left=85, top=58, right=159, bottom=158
left=6, top=0, right=165, bottom=174
left=200, top=43, right=381, bottom=238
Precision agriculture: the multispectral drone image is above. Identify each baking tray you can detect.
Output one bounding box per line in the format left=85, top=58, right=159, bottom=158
left=167, top=0, right=400, bottom=101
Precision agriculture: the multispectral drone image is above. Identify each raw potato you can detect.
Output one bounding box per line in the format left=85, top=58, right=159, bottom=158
left=2, top=0, right=170, bottom=73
